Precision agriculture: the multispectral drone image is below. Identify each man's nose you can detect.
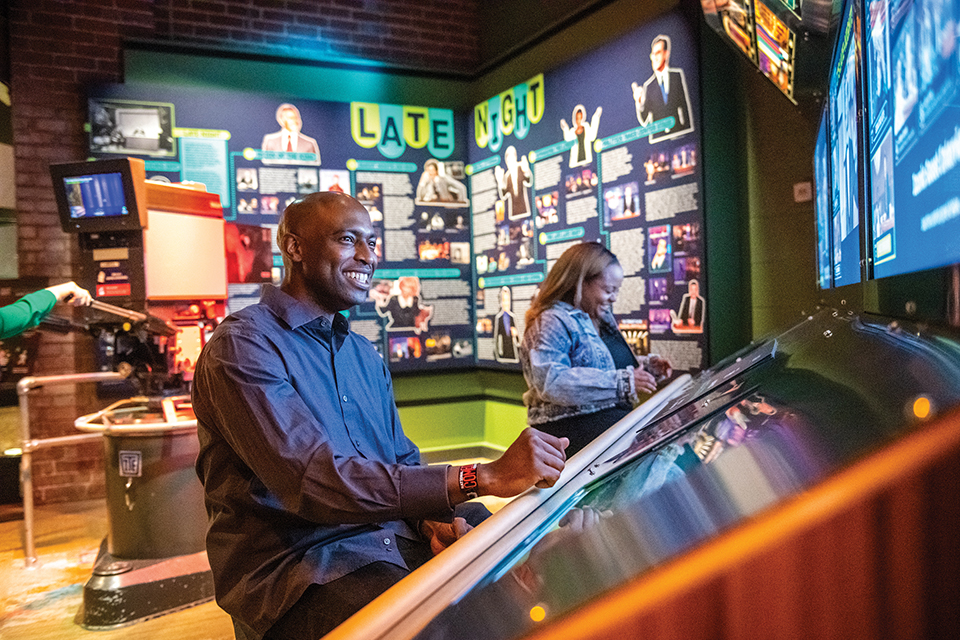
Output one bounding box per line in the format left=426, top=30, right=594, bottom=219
left=356, top=240, right=376, bottom=265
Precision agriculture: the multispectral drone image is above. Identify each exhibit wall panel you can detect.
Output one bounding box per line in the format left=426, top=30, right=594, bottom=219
left=469, top=9, right=709, bottom=373
left=87, top=82, right=476, bottom=373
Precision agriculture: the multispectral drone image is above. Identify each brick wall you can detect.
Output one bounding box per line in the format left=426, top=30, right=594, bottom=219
left=7, top=0, right=481, bottom=504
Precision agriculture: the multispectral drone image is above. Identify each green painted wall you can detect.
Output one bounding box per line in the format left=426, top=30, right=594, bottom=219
left=742, top=64, right=819, bottom=338
left=392, top=370, right=526, bottom=453
left=698, top=23, right=752, bottom=362
left=398, top=400, right=486, bottom=451
left=124, top=49, right=474, bottom=110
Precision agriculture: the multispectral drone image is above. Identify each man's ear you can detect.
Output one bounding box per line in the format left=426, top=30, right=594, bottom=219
left=283, top=234, right=302, bottom=263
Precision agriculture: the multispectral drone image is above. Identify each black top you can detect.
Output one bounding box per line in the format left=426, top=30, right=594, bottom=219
left=600, top=323, right=639, bottom=369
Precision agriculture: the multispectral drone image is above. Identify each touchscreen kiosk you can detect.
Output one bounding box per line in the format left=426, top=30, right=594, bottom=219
left=51, top=157, right=148, bottom=234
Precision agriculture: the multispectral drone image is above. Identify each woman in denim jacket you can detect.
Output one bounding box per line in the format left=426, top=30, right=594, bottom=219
left=519, top=243, right=671, bottom=455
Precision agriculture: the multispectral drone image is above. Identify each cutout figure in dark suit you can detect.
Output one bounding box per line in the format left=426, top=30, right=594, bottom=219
left=632, top=35, right=694, bottom=143
left=494, top=146, right=532, bottom=220
left=671, top=278, right=704, bottom=333
left=494, top=286, right=520, bottom=363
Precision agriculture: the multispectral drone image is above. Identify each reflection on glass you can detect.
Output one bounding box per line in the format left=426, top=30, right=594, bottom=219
left=411, top=312, right=960, bottom=640
left=416, top=392, right=830, bottom=640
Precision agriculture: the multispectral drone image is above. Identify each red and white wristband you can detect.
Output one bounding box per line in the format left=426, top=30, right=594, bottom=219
left=459, top=463, right=479, bottom=500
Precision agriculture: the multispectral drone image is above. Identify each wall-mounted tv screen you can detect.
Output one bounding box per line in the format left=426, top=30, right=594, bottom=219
left=700, top=0, right=841, bottom=106
left=51, top=157, right=147, bottom=233
left=828, top=0, right=863, bottom=287
left=865, top=0, right=960, bottom=280
left=814, top=108, right=833, bottom=289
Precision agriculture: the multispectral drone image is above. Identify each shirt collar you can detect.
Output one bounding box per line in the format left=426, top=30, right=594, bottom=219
left=555, top=300, right=588, bottom=318
left=259, top=284, right=328, bottom=329
left=261, top=285, right=351, bottom=347
left=555, top=300, right=616, bottom=331
left=656, top=69, right=669, bottom=92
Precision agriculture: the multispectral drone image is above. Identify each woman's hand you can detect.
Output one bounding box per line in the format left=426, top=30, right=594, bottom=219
left=633, top=366, right=657, bottom=394
left=646, top=355, right=673, bottom=382
left=46, top=281, right=92, bottom=307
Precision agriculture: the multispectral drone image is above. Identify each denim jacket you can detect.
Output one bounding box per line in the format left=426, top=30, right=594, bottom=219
left=520, top=301, right=638, bottom=425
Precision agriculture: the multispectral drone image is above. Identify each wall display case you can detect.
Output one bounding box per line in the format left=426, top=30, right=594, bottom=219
left=468, top=11, right=706, bottom=372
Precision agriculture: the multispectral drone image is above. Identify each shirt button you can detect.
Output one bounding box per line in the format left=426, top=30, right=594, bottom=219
left=342, top=395, right=348, bottom=402
left=383, top=538, right=391, bottom=545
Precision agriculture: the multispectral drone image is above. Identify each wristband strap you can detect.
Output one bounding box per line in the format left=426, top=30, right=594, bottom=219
left=459, top=463, right=479, bottom=500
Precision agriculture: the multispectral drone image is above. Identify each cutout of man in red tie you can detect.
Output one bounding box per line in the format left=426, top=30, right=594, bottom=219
left=261, top=103, right=321, bottom=165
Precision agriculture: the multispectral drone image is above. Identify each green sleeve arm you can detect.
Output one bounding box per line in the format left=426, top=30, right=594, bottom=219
left=0, top=289, right=57, bottom=340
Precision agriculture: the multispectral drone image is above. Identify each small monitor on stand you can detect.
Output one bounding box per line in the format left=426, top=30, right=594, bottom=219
left=50, top=157, right=148, bottom=234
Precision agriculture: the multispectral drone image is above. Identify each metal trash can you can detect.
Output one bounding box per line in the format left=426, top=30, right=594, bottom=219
left=74, top=395, right=213, bottom=628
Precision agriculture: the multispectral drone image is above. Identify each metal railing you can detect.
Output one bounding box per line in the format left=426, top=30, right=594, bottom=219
left=17, top=370, right=128, bottom=567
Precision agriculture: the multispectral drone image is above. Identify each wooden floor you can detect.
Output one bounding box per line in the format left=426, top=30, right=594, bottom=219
left=0, top=500, right=234, bottom=640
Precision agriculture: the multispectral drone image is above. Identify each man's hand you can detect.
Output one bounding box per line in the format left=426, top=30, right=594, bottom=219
left=421, top=517, right=472, bottom=556
left=632, top=81, right=645, bottom=110
left=479, top=428, right=568, bottom=497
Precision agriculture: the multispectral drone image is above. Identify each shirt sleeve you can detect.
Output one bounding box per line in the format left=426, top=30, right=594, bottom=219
left=0, top=289, right=57, bottom=340
left=193, top=327, right=453, bottom=527
left=522, top=310, right=635, bottom=407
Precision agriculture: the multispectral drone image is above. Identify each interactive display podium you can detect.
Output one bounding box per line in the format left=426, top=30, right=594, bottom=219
left=327, top=307, right=960, bottom=640
left=44, top=159, right=228, bottom=627
left=50, top=158, right=227, bottom=394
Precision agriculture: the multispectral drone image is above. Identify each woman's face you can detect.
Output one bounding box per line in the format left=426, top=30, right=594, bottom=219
left=580, top=262, right=623, bottom=320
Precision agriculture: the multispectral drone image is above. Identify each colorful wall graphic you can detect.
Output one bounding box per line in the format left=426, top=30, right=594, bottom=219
left=87, top=9, right=706, bottom=374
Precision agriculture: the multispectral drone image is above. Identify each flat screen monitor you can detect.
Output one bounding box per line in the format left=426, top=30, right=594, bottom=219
left=865, top=0, right=960, bottom=280
left=828, top=0, right=863, bottom=287
left=51, top=158, right=147, bottom=233
left=814, top=108, right=833, bottom=289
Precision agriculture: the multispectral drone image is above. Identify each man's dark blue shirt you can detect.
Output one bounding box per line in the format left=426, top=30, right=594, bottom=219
left=192, top=284, right=453, bottom=636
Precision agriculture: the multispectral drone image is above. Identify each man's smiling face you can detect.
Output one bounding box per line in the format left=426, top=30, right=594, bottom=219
left=293, top=195, right=378, bottom=316
left=279, top=108, right=302, bottom=133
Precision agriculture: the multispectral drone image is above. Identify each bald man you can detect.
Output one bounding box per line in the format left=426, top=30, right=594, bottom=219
left=192, top=192, right=568, bottom=640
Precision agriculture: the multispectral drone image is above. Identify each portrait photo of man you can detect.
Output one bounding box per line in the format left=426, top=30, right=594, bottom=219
left=671, top=278, right=705, bottom=333
left=493, top=286, right=520, bottom=363
left=261, top=103, right=321, bottom=165
left=415, top=159, right=469, bottom=206
left=494, top=146, right=533, bottom=220
left=632, top=34, right=695, bottom=143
